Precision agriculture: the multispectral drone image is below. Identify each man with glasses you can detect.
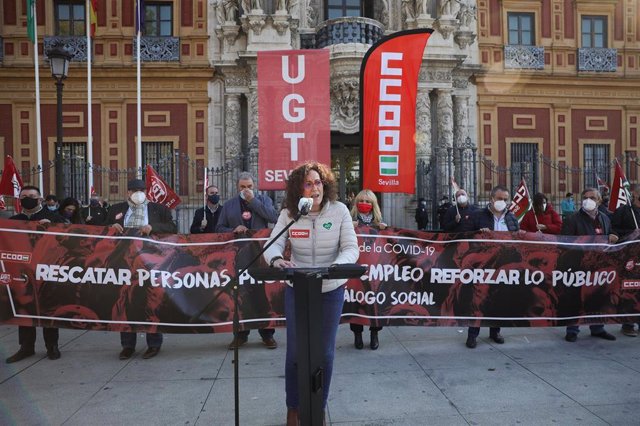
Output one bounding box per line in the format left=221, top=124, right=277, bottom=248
left=465, top=185, right=519, bottom=349
left=562, top=187, right=618, bottom=342
left=216, top=172, right=279, bottom=349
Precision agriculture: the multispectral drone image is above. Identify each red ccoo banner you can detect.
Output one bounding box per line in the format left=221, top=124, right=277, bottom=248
left=361, top=29, right=432, bottom=194
left=257, top=50, right=330, bottom=190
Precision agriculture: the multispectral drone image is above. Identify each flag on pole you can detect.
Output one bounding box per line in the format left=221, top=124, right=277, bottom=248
left=0, top=156, right=25, bottom=213
left=27, top=0, right=36, bottom=43
left=145, top=165, right=181, bottom=209
left=596, top=174, right=610, bottom=195
left=509, top=178, right=533, bottom=222
left=0, top=195, right=6, bottom=211
left=90, top=186, right=97, bottom=197
left=609, top=160, right=632, bottom=212
left=203, top=167, right=209, bottom=208
left=89, top=0, right=98, bottom=37
left=450, top=176, right=460, bottom=194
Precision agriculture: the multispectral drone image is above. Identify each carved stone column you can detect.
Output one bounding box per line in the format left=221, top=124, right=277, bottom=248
left=224, top=93, right=242, bottom=165
left=416, top=88, right=432, bottom=161
left=248, top=87, right=260, bottom=178
left=453, top=93, right=469, bottom=187
left=436, top=88, right=454, bottom=196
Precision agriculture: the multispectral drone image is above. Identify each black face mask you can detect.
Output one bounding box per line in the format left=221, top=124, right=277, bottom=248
left=208, top=194, right=220, bottom=205
left=90, top=199, right=99, bottom=207
left=20, top=197, right=40, bottom=210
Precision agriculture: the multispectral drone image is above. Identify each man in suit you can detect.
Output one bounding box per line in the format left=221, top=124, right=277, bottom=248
left=562, top=187, right=618, bottom=342
left=216, top=172, right=279, bottom=349
left=5, top=186, right=65, bottom=363
left=466, top=185, right=519, bottom=349
left=105, top=179, right=177, bottom=360
left=80, top=193, right=108, bottom=226
left=190, top=185, right=223, bottom=234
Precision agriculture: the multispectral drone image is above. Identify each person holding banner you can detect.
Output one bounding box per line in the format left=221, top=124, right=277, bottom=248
left=562, top=187, right=618, bottom=342
left=442, top=189, right=476, bottom=233
left=190, top=185, right=223, bottom=234
left=6, top=186, right=65, bottom=363
left=263, top=161, right=359, bottom=425
left=611, top=183, right=640, bottom=337
left=466, top=185, right=519, bottom=348
left=105, top=179, right=177, bottom=360
left=216, top=172, right=279, bottom=350
left=349, top=189, right=386, bottom=350
left=521, top=193, right=562, bottom=234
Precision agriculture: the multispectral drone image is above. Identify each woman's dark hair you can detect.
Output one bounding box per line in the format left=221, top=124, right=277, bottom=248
left=284, top=161, right=337, bottom=218
left=532, top=192, right=547, bottom=215
left=59, top=197, right=83, bottom=224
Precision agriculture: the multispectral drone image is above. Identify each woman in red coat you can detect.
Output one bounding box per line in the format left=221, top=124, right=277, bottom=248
left=521, top=192, right=562, bottom=234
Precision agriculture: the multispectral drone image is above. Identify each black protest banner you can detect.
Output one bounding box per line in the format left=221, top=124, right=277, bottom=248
left=1, top=219, right=639, bottom=332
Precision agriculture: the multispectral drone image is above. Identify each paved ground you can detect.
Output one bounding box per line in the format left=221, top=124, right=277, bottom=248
left=1, top=324, right=640, bottom=425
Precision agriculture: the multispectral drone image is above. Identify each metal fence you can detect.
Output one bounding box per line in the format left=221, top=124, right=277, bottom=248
left=415, top=148, right=640, bottom=230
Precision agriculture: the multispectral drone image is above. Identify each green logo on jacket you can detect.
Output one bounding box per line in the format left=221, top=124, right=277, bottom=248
left=323, top=222, right=332, bottom=229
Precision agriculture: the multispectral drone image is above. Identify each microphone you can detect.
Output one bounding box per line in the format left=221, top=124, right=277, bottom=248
left=298, top=197, right=314, bottom=216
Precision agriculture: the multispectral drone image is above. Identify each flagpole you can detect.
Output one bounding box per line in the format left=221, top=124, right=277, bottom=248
left=203, top=166, right=208, bottom=210
left=86, top=0, right=94, bottom=202
left=136, top=0, right=142, bottom=178
left=32, top=0, right=44, bottom=191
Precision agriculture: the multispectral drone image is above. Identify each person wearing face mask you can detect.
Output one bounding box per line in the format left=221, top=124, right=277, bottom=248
left=216, top=172, right=279, bottom=350
left=6, top=186, right=65, bottom=364
left=80, top=194, right=107, bottom=226
left=105, top=179, right=177, bottom=360
left=437, top=195, right=453, bottom=229
left=561, top=187, right=618, bottom=343
left=415, top=197, right=429, bottom=230
left=466, top=185, right=520, bottom=349
left=442, top=189, right=477, bottom=233
left=521, top=192, right=562, bottom=234
left=190, top=185, right=223, bottom=234
left=45, top=194, right=59, bottom=213
left=349, top=189, right=386, bottom=350
left=59, top=197, right=84, bottom=224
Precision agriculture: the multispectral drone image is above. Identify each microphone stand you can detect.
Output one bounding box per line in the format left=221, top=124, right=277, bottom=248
left=190, top=209, right=305, bottom=426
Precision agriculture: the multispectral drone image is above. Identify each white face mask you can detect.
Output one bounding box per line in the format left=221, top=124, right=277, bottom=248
left=457, top=195, right=468, bottom=205
left=582, top=198, right=597, bottom=212
left=542, top=202, right=547, bottom=212
left=130, top=191, right=146, bottom=205
left=493, top=199, right=507, bottom=212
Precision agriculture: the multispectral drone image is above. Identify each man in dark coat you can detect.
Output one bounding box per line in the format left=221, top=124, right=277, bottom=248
left=562, top=187, right=618, bottom=342
left=105, top=179, right=177, bottom=360
left=466, top=185, right=519, bottom=349
left=6, top=185, right=65, bottom=363
left=415, top=197, right=429, bottom=230
left=190, top=185, right=223, bottom=234
left=442, top=189, right=477, bottom=233
left=216, top=172, right=279, bottom=350
left=80, top=193, right=108, bottom=226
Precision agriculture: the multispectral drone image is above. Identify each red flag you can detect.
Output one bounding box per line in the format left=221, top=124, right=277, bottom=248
left=509, top=178, right=533, bottom=222
left=609, top=160, right=632, bottom=212
left=0, top=195, right=6, bottom=210
left=361, top=29, right=432, bottom=194
left=90, top=185, right=97, bottom=197
left=257, top=50, right=330, bottom=190
left=145, top=165, right=181, bottom=209
left=0, top=156, right=24, bottom=214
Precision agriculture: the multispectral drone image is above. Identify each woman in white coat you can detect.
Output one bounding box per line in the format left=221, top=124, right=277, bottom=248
left=264, top=161, right=359, bottom=425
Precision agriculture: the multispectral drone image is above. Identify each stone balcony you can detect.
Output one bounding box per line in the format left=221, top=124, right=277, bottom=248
left=44, top=36, right=88, bottom=61
left=301, top=17, right=384, bottom=49
left=578, top=47, right=617, bottom=72
left=133, top=37, right=180, bottom=62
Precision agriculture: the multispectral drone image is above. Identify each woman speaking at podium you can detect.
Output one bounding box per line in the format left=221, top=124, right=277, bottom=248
left=264, top=161, right=359, bottom=425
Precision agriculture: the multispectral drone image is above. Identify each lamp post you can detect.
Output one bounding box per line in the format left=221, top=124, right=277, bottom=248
left=48, top=45, right=72, bottom=199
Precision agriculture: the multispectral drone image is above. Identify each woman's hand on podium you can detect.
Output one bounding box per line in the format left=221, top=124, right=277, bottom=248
left=272, top=257, right=296, bottom=269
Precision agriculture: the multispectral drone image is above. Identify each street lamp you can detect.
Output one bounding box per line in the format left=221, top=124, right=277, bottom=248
left=48, top=44, right=72, bottom=199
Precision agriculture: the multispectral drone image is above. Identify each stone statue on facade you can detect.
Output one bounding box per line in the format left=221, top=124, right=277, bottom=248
left=440, top=0, right=460, bottom=17
left=402, top=0, right=416, bottom=21
left=241, top=0, right=261, bottom=14
left=276, top=0, right=298, bottom=15
left=416, top=0, right=430, bottom=17
left=457, top=0, right=476, bottom=29
left=217, top=0, right=239, bottom=23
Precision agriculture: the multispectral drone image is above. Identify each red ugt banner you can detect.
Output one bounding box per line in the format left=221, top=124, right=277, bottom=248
left=361, top=29, right=432, bottom=194
left=258, top=50, right=330, bottom=190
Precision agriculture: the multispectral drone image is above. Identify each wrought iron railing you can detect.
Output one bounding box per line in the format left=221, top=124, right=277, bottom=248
left=504, top=45, right=544, bottom=70
left=44, top=36, right=88, bottom=61
left=578, top=47, right=617, bottom=72
left=311, top=17, right=384, bottom=49
left=133, top=36, right=180, bottom=62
